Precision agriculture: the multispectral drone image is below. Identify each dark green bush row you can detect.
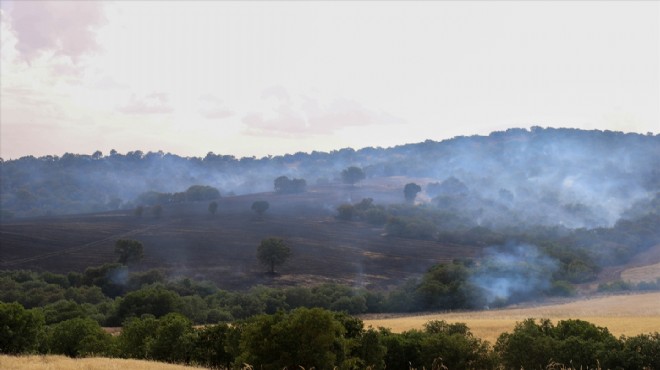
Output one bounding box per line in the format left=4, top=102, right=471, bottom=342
left=2, top=301, right=658, bottom=369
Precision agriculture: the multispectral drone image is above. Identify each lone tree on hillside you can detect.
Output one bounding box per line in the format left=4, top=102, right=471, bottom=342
left=251, top=200, right=270, bottom=217
left=404, top=183, right=422, bottom=202
left=274, top=176, right=307, bottom=194
left=257, top=238, right=291, bottom=274
left=115, top=239, right=144, bottom=265
left=208, top=201, right=218, bottom=216
left=341, top=166, right=365, bottom=186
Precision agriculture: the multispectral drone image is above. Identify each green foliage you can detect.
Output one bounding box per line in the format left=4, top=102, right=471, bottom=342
left=619, top=333, right=660, bottom=369
left=341, top=166, right=366, bottom=186
left=41, top=299, right=89, bottom=324
left=48, top=317, right=112, bottom=357
left=237, top=308, right=347, bottom=369
left=0, top=301, right=45, bottom=354
left=415, top=261, right=482, bottom=310
left=495, top=318, right=621, bottom=370
left=117, top=286, right=183, bottom=321
left=117, top=315, right=159, bottom=359
left=257, top=238, right=292, bottom=274
left=114, top=239, right=144, bottom=265
left=146, top=313, right=196, bottom=363
left=192, top=323, right=235, bottom=369
left=251, top=200, right=269, bottom=216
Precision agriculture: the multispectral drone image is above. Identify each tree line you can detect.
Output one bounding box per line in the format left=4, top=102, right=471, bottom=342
left=2, top=127, right=657, bottom=219
left=2, top=301, right=659, bottom=369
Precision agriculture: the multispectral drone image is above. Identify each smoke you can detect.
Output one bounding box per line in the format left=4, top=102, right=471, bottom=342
left=470, top=243, right=559, bottom=306
left=1, top=128, right=657, bottom=229
left=108, top=265, right=129, bottom=286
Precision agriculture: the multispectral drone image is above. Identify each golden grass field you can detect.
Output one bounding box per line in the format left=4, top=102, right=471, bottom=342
left=362, top=292, right=660, bottom=344
left=0, top=355, right=203, bottom=370
left=621, top=262, right=660, bottom=283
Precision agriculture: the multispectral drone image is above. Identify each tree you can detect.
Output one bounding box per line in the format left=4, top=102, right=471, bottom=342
left=251, top=200, right=269, bottom=216
left=0, top=302, right=45, bottom=354
left=341, top=166, right=366, bottom=186
left=115, top=239, right=144, bottom=265
left=48, top=317, right=112, bottom=357
left=208, top=201, right=218, bottom=216
left=146, top=313, right=196, bottom=363
left=257, top=238, right=292, bottom=274
left=237, top=308, right=346, bottom=369
left=404, top=183, right=422, bottom=202
left=274, top=176, right=306, bottom=194
left=184, top=185, right=221, bottom=201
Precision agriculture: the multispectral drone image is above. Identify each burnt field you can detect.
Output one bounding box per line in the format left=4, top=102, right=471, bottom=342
left=0, top=179, right=481, bottom=290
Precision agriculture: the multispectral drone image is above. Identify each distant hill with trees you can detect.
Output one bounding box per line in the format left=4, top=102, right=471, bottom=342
left=1, top=127, right=657, bottom=230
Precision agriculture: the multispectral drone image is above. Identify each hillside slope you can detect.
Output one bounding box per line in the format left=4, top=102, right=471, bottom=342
left=0, top=180, right=479, bottom=289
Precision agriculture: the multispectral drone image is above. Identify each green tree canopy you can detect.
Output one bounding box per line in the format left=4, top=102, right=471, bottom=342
left=257, top=238, right=292, bottom=274
left=0, top=302, right=45, bottom=354
left=48, top=317, right=112, bottom=358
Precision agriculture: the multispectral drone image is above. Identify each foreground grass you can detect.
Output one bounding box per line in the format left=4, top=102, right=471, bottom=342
left=0, top=355, right=203, bottom=370
left=363, top=292, right=660, bottom=343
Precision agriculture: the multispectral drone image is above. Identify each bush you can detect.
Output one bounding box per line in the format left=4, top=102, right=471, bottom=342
left=0, top=301, right=45, bottom=354
left=48, top=317, right=112, bottom=357
left=146, top=313, right=196, bottom=363
left=495, top=318, right=621, bottom=370
left=237, top=308, right=347, bottom=369
left=117, top=286, right=183, bottom=321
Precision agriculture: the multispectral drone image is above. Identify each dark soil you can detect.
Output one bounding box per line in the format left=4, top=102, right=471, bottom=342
left=0, top=181, right=482, bottom=290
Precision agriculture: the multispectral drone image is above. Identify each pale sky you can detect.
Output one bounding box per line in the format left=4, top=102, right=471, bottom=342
left=0, top=1, right=658, bottom=159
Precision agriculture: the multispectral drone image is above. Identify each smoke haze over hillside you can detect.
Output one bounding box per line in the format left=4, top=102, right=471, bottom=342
left=1, top=128, right=658, bottom=231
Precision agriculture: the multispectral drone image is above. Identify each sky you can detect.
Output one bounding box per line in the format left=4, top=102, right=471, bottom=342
left=0, top=1, right=658, bottom=159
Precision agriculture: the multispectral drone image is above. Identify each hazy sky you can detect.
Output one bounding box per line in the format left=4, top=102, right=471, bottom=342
left=1, top=1, right=658, bottom=159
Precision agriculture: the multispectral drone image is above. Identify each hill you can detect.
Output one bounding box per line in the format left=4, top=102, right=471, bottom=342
left=1, top=127, right=659, bottom=294
left=2, top=127, right=658, bottom=230
left=0, top=179, right=480, bottom=290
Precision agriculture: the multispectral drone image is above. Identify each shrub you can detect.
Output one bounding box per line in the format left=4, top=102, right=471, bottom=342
left=0, top=301, right=45, bottom=354
left=48, top=317, right=112, bottom=357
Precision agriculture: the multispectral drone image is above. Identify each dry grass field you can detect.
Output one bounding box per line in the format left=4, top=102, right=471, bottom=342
left=362, top=292, right=660, bottom=344
left=0, top=355, right=203, bottom=370
left=621, top=262, right=660, bottom=283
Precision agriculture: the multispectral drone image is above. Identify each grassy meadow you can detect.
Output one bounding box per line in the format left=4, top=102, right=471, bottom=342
left=0, top=355, right=204, bottom=370
left=363, top=292, right=660, bottom=344
left=621, top=262, right=660, bottom=283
